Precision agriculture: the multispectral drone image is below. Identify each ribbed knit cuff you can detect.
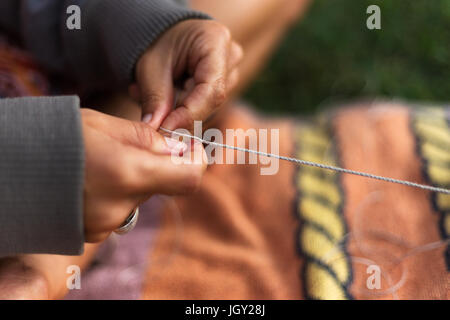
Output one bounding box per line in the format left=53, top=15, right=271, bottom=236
left=63, top=0, right=211, bottom=89
left=0, top=96, right=84, bottom=256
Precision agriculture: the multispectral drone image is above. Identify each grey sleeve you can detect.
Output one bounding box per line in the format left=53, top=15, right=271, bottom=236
left=0, top=0, right=210, bottom=90
left=0, top=96, right=84, bottom=257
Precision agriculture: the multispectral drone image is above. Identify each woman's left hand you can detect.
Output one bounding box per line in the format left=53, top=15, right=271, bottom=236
left=129, top=19, right=243, bottom=131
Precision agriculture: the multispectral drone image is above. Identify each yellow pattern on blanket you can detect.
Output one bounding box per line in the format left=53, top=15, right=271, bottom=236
left=295, top=117, right=352, bottom=299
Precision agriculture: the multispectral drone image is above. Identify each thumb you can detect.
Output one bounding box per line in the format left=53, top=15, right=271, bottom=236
left=139, top=139, right=208, bottom=195
left=136, top=50, right=175, bottom=130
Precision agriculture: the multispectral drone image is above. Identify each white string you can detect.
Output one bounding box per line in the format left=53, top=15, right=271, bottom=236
left=160, top=127, right=450, bottom=195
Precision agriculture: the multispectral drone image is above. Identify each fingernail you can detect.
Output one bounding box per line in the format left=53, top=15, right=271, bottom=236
left=164, top=137, right=188, bottom=154
left=142, top=113, right=153, bottom=123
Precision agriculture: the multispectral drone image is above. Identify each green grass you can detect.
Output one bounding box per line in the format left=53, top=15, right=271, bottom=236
left=244, top=0, right=450, bottom=115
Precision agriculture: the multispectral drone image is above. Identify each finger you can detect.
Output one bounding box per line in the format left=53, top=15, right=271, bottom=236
left=136, top=51, right=175, bottom=130
left=84, top=109, right=187, bottom=155
left=161, top=68, right=238, bottom=131
left=139, top=139, right=207, bottom=195
left=160, top=81, right=226, bottom=131
left=126, top=121, right=187, bottom=155
left=161, top=38, right=230, bottom=130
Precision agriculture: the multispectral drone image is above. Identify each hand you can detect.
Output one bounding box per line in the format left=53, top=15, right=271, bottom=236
left=129, top=19, right=243, bottom=131
left=81, top=109, right=207, bottom=242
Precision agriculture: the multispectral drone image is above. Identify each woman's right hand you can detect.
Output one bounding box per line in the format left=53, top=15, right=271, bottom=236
left=81, top=108, right=207, bottom=242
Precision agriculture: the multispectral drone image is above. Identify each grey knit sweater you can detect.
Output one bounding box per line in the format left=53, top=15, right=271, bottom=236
left=0, top=0, right=209, bottom=257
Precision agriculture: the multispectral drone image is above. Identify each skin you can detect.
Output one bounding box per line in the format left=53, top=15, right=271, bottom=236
left=0, top=0, right=310, bottom=299
left=0, top=109, right=207, bottom=300
left=0, top=245, right=99, bottom=299
left=81, top=109, right=207, bottom=243
left=130, top=19, right=243, bottom=131
left=191, top=0, right=311, bottom=98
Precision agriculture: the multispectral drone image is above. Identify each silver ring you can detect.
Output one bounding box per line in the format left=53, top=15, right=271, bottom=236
left=114, top=207, right=139, bottom=235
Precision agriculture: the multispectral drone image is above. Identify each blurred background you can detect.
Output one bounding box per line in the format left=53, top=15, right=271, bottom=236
left=244, top=0, right=450, bottom=115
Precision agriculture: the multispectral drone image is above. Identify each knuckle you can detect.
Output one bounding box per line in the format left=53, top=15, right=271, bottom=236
left=131, top=122, right=156, bottom=151
left=207, top=21, right=231, bottom=41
